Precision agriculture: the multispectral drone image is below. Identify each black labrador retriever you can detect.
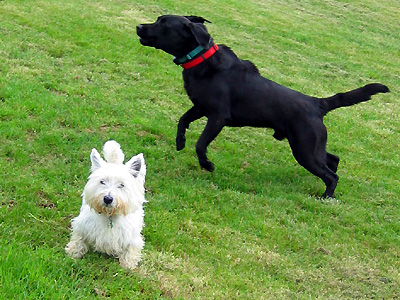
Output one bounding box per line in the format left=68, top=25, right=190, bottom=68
left=136, top=15, right=389, bottom=198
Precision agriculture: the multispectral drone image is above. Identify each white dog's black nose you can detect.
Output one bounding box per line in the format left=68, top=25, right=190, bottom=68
left=103, top=195, right=113, bottom=205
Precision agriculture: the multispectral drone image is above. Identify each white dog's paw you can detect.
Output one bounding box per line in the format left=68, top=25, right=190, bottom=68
left=119, top=246, right=142, bottom=269
left=65, top=235, right=88, bottom=259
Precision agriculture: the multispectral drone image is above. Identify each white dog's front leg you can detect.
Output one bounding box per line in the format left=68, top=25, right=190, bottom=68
left=65, top=232, right=89, bottom=259
left=119, top=245, right=142, bottom=269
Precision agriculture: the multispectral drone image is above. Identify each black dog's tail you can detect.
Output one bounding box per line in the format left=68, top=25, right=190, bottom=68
left=321, top=83, right=390, bottom=115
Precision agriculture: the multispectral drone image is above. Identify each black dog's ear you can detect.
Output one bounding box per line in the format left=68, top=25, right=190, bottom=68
left=187, top=22, right=211, bottom=48
left=184, top=16, right=211, bottom=24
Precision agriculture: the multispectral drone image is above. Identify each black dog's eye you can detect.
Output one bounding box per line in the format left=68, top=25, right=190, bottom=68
left=100, top=180, right=106, bottom=185
left=158, top=18, right=167, bottom=27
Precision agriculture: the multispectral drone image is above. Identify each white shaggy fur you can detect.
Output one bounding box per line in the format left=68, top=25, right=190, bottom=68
left=65, top=140, right=146, bottom=269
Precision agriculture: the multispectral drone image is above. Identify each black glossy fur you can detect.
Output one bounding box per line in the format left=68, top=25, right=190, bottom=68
left=137, top=15, right=389, bottom=198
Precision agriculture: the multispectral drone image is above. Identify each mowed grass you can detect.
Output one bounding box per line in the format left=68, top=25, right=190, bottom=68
left=1, top=0, right=399, bottom=298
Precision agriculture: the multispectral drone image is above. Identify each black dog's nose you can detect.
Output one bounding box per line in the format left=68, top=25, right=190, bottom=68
left=136, top=24, right=143, bottom=33
left=103, top=195, right=113, bottom=205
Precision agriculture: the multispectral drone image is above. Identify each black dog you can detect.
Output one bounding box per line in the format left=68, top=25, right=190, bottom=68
left=136, top=15, right=389, bottom=198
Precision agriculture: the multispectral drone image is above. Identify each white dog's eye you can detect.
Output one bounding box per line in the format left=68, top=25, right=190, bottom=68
left=100, top=180, right=106, bottom=185
left=119, top=183, right=125, bottom=188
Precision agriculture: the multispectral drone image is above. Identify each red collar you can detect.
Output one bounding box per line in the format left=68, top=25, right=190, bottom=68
left=181, top=44, right=219, bottom=70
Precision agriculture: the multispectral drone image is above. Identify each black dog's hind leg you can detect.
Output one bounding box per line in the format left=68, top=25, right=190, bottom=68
left=293, top=149, right=339, bottom=198
left=196, top=117, right=226, bottom=172
left=177, top=106, right=204, bottom=151
left=326, top=153, right=340, bottom=173
left=288, top=121, right=338, bottom=198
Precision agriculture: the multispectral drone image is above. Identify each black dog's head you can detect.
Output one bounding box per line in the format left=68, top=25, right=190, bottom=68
left=136, top=15, right=212, bottom=58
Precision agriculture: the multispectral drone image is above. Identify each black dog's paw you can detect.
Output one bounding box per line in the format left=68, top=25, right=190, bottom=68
left=200, top=159, right=215, bottom=172
left=322, top=192, right=335, bottom=199
left=176, top=135, right=186, bottom=151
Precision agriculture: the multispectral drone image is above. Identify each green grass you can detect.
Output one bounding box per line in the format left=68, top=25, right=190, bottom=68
left=1, top=0, right=399, bottom=298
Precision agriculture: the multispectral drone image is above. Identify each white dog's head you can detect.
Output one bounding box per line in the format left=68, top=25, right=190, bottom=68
left=82, top=141, right=146, bottom=217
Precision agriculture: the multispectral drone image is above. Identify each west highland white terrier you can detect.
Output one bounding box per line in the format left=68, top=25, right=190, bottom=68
left=65, top=140, right=147, bottom=269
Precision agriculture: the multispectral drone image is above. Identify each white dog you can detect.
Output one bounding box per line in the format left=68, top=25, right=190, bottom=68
left=65, top=140, right=146, bottom=269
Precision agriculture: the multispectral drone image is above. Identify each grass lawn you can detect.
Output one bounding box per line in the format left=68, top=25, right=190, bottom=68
left=1, top=0, right=399, bottom=298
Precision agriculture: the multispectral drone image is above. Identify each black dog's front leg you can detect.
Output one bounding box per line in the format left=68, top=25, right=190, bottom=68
left=176, top=106, right=204, bottom=151
left=196, top=117, right=226, bottom=172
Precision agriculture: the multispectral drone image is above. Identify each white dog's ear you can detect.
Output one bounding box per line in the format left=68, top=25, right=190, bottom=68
left=126, top=153, right=146, bottom=179
left=90, top=148, right=105, bottom=172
